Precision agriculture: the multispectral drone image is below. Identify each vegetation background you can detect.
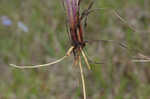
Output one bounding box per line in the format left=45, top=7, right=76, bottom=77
left=0, top=0, right=150, bottom=99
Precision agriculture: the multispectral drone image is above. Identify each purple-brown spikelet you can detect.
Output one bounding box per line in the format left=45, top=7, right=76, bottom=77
left=66, top=0, right=78, bottom=24
left=64, top=0, right=85, bottom=59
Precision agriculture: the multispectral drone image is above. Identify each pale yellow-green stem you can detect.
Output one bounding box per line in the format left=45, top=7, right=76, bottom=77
left=9, top=46, right=74, bottom=69
left=79, top=56, right=86, bottom=99
left=81, top=49, right=91, bottom=70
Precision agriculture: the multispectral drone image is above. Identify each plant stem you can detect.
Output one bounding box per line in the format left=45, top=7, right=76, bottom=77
left=79, top=56, right=86, bottom=99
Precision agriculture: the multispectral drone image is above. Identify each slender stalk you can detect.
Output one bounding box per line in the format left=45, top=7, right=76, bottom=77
left=9, top=46, right=74, bottom=69
left=132, top=59, right=150, bottom=63
left=112, top=10, right=138, bottom=33
left=10, top=56, right=67, bottom=69
left=79, top=56, right=86, bottom=99
left=81, top=49, right=91, bottom=70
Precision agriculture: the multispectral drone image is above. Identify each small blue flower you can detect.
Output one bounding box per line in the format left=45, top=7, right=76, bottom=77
left=17, top=21, right=29, bottom=32
left=1, top=16, right=12, bottom=26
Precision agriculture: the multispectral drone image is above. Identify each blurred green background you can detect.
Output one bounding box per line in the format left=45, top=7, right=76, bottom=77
left=0, top=0, right=150, bottom=99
